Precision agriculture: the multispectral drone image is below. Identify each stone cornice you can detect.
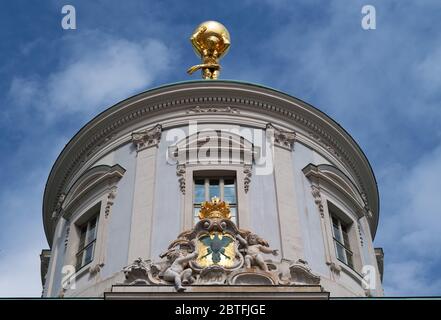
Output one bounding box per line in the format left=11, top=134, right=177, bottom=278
left=43, top=80, right=379, bottom=246
left=302, top=163, right=367, bottom=219
left=61, top=164, right=125, bottom=221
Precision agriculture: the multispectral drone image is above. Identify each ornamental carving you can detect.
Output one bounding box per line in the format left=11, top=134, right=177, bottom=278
left=46, top=88, right=376, bottom=240
left=176, top=164, right=186, bottom=194
left=243, top=164, right=252, bottom=193
left=186, top=106, right=240, bottom=114
left=131, top=124, right=162, bottom=151
left=51, top=193, right=66, bottom=220
left=266, top=123, right=296, bottom=151
left=311, top=185, right=324, bottom=218
left=104, top=186, right=117, bottom=218
left=122, top=197, right=320, bottom=292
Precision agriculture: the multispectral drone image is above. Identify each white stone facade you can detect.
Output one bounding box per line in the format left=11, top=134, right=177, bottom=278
left=40, top=81, right=384, bottom=298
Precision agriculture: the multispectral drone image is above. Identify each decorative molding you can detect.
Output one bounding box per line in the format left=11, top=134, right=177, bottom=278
left=61, top=165, right=125, bottom=220
left=357, top=222, right=364, bottom=247
left=375, top=247, right=384, bottom=282
left=51, top=193, right=66, bottom=221
left=309, top=131, right=342, bottom=160
left=64, top=225, right=70, bottom=250
left=120, top=213, right=320, bottom=291
left=89, top=263, right=105, bottom=276
left=310, top=185, right=324, bottom=218
left=176, top=164, right=186, bottom=194
left=326, top=261, right=342, bottom=275
left=186, top=106, right=240, bottom=114
left=303, top=163, right=367, bottom=218
left=44, top=82, right=378, bottom=244
left=243, top=164, right=252, bottom=193
left=169, top=130, right=257, bottom=166
left=131, top=124, right=162, bottom=151
left=288, top=260, right=321, bottom=285
left=104, top=186, right=117, bottom=218
left=40, top=249, right=51, bottom=287
left=266, top=123, right=296, bottom=151
left=361, top=192, right=374, bottom=219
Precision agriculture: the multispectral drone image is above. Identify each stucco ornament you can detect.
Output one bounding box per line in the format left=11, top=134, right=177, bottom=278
left=123, top=197, right=320, bottom=291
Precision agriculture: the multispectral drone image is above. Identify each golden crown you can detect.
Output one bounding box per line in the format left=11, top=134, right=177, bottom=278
left=198, top=196, right=231, bottom=220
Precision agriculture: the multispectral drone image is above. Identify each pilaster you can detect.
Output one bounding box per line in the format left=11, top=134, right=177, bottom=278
left=127, top=125, right=162, bottom=262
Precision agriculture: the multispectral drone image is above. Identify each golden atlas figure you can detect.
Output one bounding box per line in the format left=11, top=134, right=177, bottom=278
left=187, top=21, right=231, bottom=80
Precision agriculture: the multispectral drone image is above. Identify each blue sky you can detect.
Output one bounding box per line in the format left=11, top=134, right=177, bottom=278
left=1, top=0, right=440, bottom=296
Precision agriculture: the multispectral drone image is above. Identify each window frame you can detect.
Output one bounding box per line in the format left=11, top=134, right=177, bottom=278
left=63, top=200, right=105, bottom=285
left=192, top=172, right=238, bottom=225
left=75, top=215, right=99, bottom=271
left=331, top=215, right=354, bottom=269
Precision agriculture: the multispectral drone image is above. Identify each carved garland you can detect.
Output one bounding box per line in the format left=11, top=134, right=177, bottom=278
left=243, top=164, right=252, bottom=194
left=186, top=106, right=240, bottom=114
left=104, top=186, right=117, bottom=218
left=176, top=164, right=186, bottom=194
left=310, top=185, right=324, bottom=218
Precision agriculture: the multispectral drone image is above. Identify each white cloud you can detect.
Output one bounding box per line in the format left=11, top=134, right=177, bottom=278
left=0, top=248, right=44, bottom=297
left=0, top=167, right=48, bottom=297
left=243, top=1, right=441, bottom=296
left=415, top=45, right=441, bottom=95
left=9, top=32, right=171, bottom=121
left=378, top=143, right=441, bottom=295
left=1, top=32, right=171, bottom=297
left=384, top=261, right=441, bottom=296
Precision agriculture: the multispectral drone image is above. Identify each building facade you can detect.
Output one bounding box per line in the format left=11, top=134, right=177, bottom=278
left=40, top=80, right=384, bottom=298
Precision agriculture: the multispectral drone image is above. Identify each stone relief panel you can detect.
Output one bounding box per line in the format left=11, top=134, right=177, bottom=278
left=122, top=197, right=321, bottom=292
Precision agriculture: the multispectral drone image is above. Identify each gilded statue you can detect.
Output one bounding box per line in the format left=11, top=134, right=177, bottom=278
left=187, top=21, right=231, bottom=79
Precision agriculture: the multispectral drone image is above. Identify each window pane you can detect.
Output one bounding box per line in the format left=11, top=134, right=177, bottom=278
left=346, top=250, right=354, bottom=269
left=209, top=179, right=220, bottom=198
left=223, top=180, right=236, bottom=204
left=194, top=180, right=205, bottom=204
left=76, top=252, right=84, bottom=270
left=87, top=218, right=97, bottom=245
left=84, top=243, right=95, bottom=265
left=335, top=242, right=346, bottom=263
left=78, top=225, right=87, bottom=250
left=342, top=228, right=351, bottom=249
left=333, top=224, right=342, bottom=243
left=194, top=206, right=201, bottom=218
left=230, top=206, right=237, bottom=225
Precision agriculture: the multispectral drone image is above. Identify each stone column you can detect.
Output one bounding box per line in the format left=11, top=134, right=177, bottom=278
left=127, top=124, right=162, bottom=263
left=267, top=124, right=304, bottom=262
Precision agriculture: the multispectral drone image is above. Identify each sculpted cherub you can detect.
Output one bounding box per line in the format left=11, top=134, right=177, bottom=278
left=236, top=233, right=279, bottom=272
left=160, top=247, right=198, bottom=292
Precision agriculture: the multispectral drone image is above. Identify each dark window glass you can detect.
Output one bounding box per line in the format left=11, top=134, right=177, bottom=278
left=336, top=242, right=346, bottom=262
left=209, top=179, right=220, bottom=198
left=76, top=214, right=99, bottom=271
left=223, top=180, right=236, bottom=204
left=194, top=180, right=205, bottom=203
